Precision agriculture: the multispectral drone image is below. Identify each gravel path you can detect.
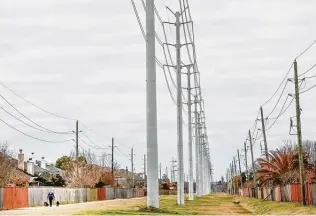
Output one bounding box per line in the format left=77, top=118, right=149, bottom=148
left=0, top=197, right=145, bottom=215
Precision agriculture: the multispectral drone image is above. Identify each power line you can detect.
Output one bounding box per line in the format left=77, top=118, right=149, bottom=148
left=131, top=0, right=146, bottom=40
left=0, top=105, right=71, bottom=134
left=298, top=63, right=316, bottom=77
left=266, top=95, right=293, bottom=131
left=250, top=109, right=260, bottom=130
left=78, top=136, right=106, bottom=150
left=0, top=117, right=73, bottom=143
left=303, top=75, right=316, bottom=80
left=115, top=146, right=130, bottom=158
left=266, top=80, right=290, bottom=118
left=0, top=82, right=75, bottom=121
left=261, top=63, right=293, bottom=107
left=81, top=131, right=107, bottom=149
left=0, top=93, right=72, bottom=134
left=295, top=39, right=316, bottom=60
left=162, top=67, right=178, bottom=105
left=300, top=84, right=316, bottom=95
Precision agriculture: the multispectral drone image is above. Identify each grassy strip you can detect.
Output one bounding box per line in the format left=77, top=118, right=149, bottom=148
left=80, top=194, right=250, bottom=215
left=239, top=196, right=316, bottom=215
left=80, top=193, right=316, bottom=215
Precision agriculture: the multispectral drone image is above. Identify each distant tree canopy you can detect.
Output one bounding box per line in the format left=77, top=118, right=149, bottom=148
left=55, top=155, right=86, bottom=170
left=55, top=156, right=71, bottom=170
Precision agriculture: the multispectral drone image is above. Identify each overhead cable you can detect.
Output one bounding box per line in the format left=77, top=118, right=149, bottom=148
left=0, top=117, right=73, bottom=143
left=0, top=81, right=75, bottom=121
left=0, top=93, right=72, bottom=134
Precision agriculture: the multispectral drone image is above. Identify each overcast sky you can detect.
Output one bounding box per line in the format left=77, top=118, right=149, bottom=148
left=0, top=0, right=316, bottom=181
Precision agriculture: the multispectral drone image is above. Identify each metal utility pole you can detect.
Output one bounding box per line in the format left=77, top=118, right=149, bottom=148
left=194, top=96, right=200, bottom=197
left=260, top=106, right=269, bottom=161
left=244, top=141, right=249, bottom=180
left=233, top=156, right=237, bottom=194
left=187, top=66, right=193, bottom=200
left=230, top=163, right=234, bottom=194
left=131, top=148, right=135, bottom=188
left=171, top=158, right=177, bottom=183
left=165, top=166, right=168, bottom=178
left=143, top=154, right=147, bottom=185
left=159, top=162, right=162, bottom=184
left=111, top=138, right=114, bottom=178
left=233, top=157, right=237, bottom=178
left=175, top=11, right=184, bottom=205
left=170, top=166, right=173, bottom=183
left=146, top=0, right=159, bottom=208
left=294, top=59, right=306, bottom=205
left=237, top=150, right=242, bottom=189
left=248, top=130, right=257, bottom=198
left=75, top=120, right=79, bottom=160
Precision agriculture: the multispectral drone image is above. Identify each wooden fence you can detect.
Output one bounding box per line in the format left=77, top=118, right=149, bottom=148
left=2, top=187, right=28, bottom=210
left=240, top=183, right=316, bottom=205
left=0, top=187, right=146, bottom=210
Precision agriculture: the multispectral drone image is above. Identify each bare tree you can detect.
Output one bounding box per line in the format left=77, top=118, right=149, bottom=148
left=63, top=150, right=117, bottom=187
left=0, top=143, right=27, bottom=187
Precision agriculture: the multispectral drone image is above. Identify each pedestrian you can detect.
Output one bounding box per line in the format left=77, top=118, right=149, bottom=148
left=47, top=191, right=55, bottom=207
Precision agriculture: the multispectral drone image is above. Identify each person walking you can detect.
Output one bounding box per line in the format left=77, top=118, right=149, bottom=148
left=47, top=191, right=55, bottom=207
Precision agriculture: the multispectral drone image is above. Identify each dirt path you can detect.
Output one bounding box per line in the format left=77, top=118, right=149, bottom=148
left=0, top=198, right=145, bottom=215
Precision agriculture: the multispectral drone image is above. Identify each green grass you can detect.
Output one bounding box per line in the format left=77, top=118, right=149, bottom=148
left=240, top=196, right=316, bottom=215
left=80, top=193, right=316, bottom=215
left=81, top=194, right=250, bottom=215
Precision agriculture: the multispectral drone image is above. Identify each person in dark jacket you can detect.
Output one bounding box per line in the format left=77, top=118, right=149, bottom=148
left=47, top=191, right=55, bottom=207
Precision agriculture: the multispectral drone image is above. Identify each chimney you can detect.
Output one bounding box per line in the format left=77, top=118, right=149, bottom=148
left=18, top=149, right=25, bottom=171
left=27, top=161, right=34, bottom=176
left=41, top=157, right=46, bottom=169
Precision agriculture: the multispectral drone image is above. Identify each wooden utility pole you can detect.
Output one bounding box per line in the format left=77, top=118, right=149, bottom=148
left=144, top=154, right=147, bottom=186
left=249, top=130, right=257, bottom=198
left=260, top=107, right=269, bottom=161
left=244, top=141, right=249, bottom=180
left=230, top=162, right=234, bottom=194
left=159, top=162, right=162, bottom=184
left=294, top=59, right=306, bottom=205
left=233, top=157, right=237, bottom=194
left=75, top=120, right=79, bottom=160
left=131, top=148, right=134, bottom=188
left=111, top=138, right=114, bottom=178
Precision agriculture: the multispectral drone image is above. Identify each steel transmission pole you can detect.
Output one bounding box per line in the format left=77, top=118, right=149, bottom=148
left=175, top=11, right=184, bottom=205
left=187, top=66, right=194, bottom=200
left=194, top=96, right=200, bottom=197
left=260, top=107, right=269, bottom=161
left=198, top=116, right=203, bottom=196
left=294, top=59, right=306, bottom=205
left=248, top=130, right=257, bottom=198
left=146, top=0, right=159, bottom=208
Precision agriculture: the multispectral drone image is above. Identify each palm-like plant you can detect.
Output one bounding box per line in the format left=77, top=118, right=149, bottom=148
left=256, top=146, right=310, bottom=187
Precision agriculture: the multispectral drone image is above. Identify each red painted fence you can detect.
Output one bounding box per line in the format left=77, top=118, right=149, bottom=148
left=240, top=183, right=316, bottom=205
left=97, top=187, right=106, bottom=201
left=3, top=187, right=28, bottom=210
